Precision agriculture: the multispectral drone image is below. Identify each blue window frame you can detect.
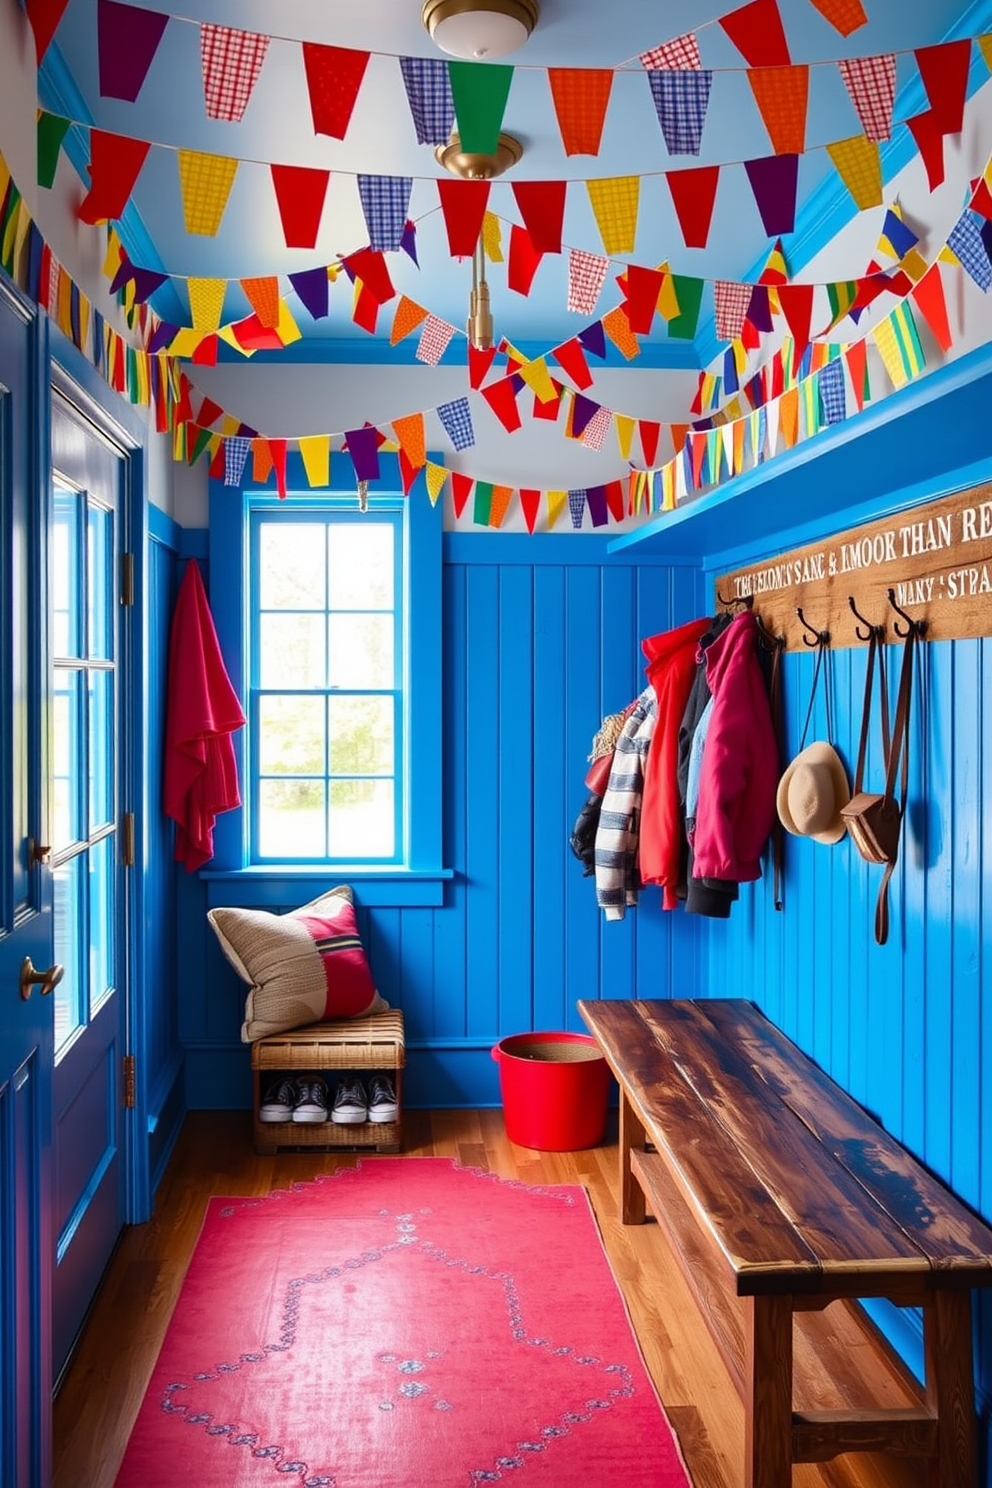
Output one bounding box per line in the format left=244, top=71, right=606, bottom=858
left=207, top=453, right=445, bottom=898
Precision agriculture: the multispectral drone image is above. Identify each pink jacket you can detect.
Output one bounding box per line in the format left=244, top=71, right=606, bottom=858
left=692, top=611, right=778, bottom=883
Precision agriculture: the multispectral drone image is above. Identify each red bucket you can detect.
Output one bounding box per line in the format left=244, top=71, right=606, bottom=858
left=491, top=1031, right=610, bottom=1151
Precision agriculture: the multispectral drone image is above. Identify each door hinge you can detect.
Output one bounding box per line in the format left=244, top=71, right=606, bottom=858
left=121, top=812, right=135, bottom=867
left=120, top=551, right=134, bottom=607
left=123, top=1055, right=136, bottom=1109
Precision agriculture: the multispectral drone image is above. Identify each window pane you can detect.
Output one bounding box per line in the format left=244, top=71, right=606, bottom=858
left=328, top=524, right=393, bottom=608
left=328, top=614, right=393, bottom=689
left=88, top=835, right=114, bottom=1014
left=258, top=695, right=325, bottom=774
left=52, top=485, right=80, bottom=658
left=88, top=669, right=114, bottom=830
left=329, top=779, right=394, bottom=858
left=53, top=669, right=83, bottom=849
left=328, top=696, right=393, bottom=775
left=87, top=503, right=114, bottom=661
left=259, top=613, right=325, bottom=688
left=258, top=779, right=325, bottom=858
left=53, top=854, right=83, bottom=1054
left=259, top=523, right=325, bottom=609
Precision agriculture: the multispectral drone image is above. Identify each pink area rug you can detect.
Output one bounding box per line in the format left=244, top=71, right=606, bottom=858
left=115, top=1157, right=690, bottom=1488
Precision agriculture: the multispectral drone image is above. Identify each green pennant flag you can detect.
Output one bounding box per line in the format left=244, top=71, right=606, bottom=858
left=448, top=61, right=513, bottom=156
left=826, top=280, right=857, bottom=330
left=189, top=424, right=214, bottom=466
left=473, top=479, right=494, bottom=525
left=667, top=275, right=704, bottom=340
left=37, top=113, right=71, bottom=189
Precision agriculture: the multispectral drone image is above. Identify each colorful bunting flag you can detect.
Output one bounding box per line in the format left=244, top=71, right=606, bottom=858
left=271, top=164, right=329, bottom=248
left=551, top=337, right=593, bottom=389
left=200, top=23, right=268, bottom=121
left=837, top=53, right=895, bottom=141
left=468, top=342, right=497, bottom=388
left=748, top=65, right=809, bottom=156
left=567, top=249, right=609, bottom=314
left=915, top=40, right=970, bottom=136
left=844, top=339, right=869, bottom=410
left=437, top=396, right=475, bottom=450
left=239, top=276, right=279, bottom=329
left=808, top=0, right=866, bottom=34
left=25, top=0, right=72, bottom=61
left=873, top=301, right=925, bottom=389
left=390, top=295, right=428, bottom=345
left=398, top=56, right=454, bottom=146
left=448, top=60, right=513, bottom=155
left=391, top=412, right=426, bottom=469
left=586, top=176, right=639, bottom=255
left=614, top=414, right=635, bottom=460
left=289, top=265, right=330, bottom=320
left=947, top=211, right=991, bottom=292
left=778, top=282, right=815, bottom=352
left=299, top=435, right=330, bottom=488
left=640, top=33, right=701, bottom=70
left=98, top=0, right=168, bottom=102
left=905, top=109, right=946, bottom=191
left=744, top=152, right=799, bottom=235
left=481, top=377, right=523, bottom=432
left=818, top=358, right=846, bottom=425
left=489, top=485, right=513, bottom=529
left=911, top=264, right=953, bottom=352
left=647, top=70, right=713, bottom=156
left=482, top=210, right=504, bottom=262
left=713, top=280, right=752, bottom=342
left=581, top=405, right=613, bottom=451
left=518, top=357, right=557, bottom=404
left=621, top=263, right=664, bottom=333
left=511, top=180, right=566, bottom=253
left=667, top=275, right=705, bottom=339
left=665, top=165, right=720, bottom=247
left=79, top=132, right=150, bottom=224
left=546, top=490, right=567, bottom=529
left=567, top=489, right=587, bottom=528
left=357, top=175, right=412, bottom=253
left=601, top=305, right=639, bottom=359
left=302, top=44, right=370, bottom=139
left=415, top=314, right=456, bottom=365
left=223, top=435, right=251, bottom=486
left=472, top=480, right=493, bottom=525
left=508, top=225, right=543, bottom=296
left=826, top=134, right=882, bottom=209
left=876, top=207, right=919, bottom=261
left=825, top=279, right=858, bottom=329
left=721, top=0, right=791, bottom=66
left=345, top=425, right=380, bottom=483
left=437, top=178, right=490, bottom=256
left=519, top=488, right=541, bottom=533
left=426, top=462, right=449, bottom=507
left=37, top=112, right=70, bottom=189
left=548, top=69, right=614, bottom=156
left=585, top=485, right=610, bottom=527
left=446, top=469, right=470, bottom=516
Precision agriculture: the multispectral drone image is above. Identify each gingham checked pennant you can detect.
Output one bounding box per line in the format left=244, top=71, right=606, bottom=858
left=437, top=397, right=475, bottom=451
left=647, top=71, right=713, bottom=156
left=838, top=54, right=895, bottom=142
left=567, top=249, right=609, bottom=314
left=223, top=436, right=251, bottom=486
left=713, top=280, right=752, bottom=342
left=398, top=55, right=454, bottom=145
left=357, top=175, right=413, bottom=252
left=415, top=315, right=456, bottom=365
left=200, top=23, right=269, bottom=122
left=639, top=32, right=701, bottom=70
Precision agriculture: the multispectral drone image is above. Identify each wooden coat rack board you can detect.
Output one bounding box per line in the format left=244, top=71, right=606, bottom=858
left=715, top=481, right=992, bottom=651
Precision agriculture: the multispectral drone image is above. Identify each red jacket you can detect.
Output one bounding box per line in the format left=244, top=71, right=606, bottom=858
left=638, top=617, right=711, bottom=908
left=692, top=610, right=778, bottom=883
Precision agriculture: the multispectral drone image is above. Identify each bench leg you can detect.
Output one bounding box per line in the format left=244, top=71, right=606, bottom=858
left=924, top=1291, right=977, bottom=1488
left=619, top=1090, right=646, bottom=1224
left=744, top=1294, right=793, bottom=1488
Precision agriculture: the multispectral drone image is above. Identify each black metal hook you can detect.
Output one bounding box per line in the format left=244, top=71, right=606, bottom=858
left=796, top=605, right=829, bottom=649
left=887, top=587, right=927, bottom=639
left=848, top=595, right=882, bottom=643
left=715, top=587, right=754, bottom=611
left=755, top=612, right=785, bottom=651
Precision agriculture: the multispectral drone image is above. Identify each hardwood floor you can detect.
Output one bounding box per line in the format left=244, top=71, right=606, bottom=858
left=53, top=1109, right=931, bottom=1488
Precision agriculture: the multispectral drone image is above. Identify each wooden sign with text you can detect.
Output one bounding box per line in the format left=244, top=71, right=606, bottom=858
left=716, top=482, right=992, bottom=650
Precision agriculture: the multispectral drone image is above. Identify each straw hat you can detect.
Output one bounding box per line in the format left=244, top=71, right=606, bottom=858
left=776, top=741, right=850, bottom=845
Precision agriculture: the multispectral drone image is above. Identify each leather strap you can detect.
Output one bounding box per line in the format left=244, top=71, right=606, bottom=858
left=873, top=628, right=916, bottom=946
left=767, top=637, right=785, bottom=912
left=852, top=627, right=890, bottom=794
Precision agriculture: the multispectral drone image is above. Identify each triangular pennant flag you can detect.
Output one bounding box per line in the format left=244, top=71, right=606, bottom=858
left=721, top=0, right=791, bottom=65
left=511, top=180, right=566, bottom=253
left=744, top=153, right=799, bottom=235
left=551, top=337, right=593, bottom=390
left=341, top=247, right=395, bottom=305
left=176, top=149, right=237, bottom=236
left=98, top=0, right=169, bottom=102
left=915, top=40, right=970, bottom=136
left=640, top=33, right=702, bottom=70
left=979, top=35, right=992, bottom=75
left=667, top=275, right=704, bottom=338
left=826, top=134, right=882, bottom=209
left=299, top=435, right=331, bottom=488
left=468, top=342, right=498, bottom=388
left=578, top=321, right=607, bottom=359
left=546, top=490, right=567, bottom=529
left=601, top=305, right=639, bottom=359
left=472, top=480, right=493, bottom=526
left=437, top=396, right=475, bottom=450
left=448, top=61, right=513, bottom=155
left=37, top=112, right=71, bottom=188
left=845, top=339, right=869, bottom=411
left=345, top=425, right=381, bottom=483
left=390, top=295, right=428, bottom=345
left=947, top=211, right=991, bottom=292
left=807, top=0, right=866, bottom=34
left=747, top=65, right=808, bottom=155
left=426, top=462, right=449, bottom=507
left=639, top=420, right=661, bottom=467
left=665, top=165, right=719, bottom=247
left=605, top=480, right=625, bottom=523
left=614, top=414, right=635, bottom=460
left=655, top=265, right=681, bottom=321
left=876, top=206, right=919, bottom=260
left=200, top=23, right=269, bottom=122
left=568, top=489, right=587, bottom=528
left=196, top=396, right=224, bottom=428
left=269, top=440, right=288, bottom=500
left=532, top=383, right=563, bottom=421
left=581, top=406, right=613, bottom=451
left=302, top=44, right=370, bottom=139
left=873, top=302, right=925, bottom=389
left=78, top=132, right=150, bottom=223
left=519, top=489, right=541, bottom=534
left=567, top=250, right=609, bottom=314
left=399, top=55, right=454, bottom=145
left=357, top=175, right=413, bottom=253
left=437, top=178, right=491, bottom=256
left=415, top=314, right=457, bottom=365
left=289, top=265, right=330, bottom=320
left=570, top=393, right=598, bottom=440
left=548, top=69, right=613, bottom=156
left=223, top=436, right=251, bottom=486
left=714, top=280, right=752, bottom=342
left=586, top=177, right=639, bottom=256
left=622, top=264, right=664, bottom=333
left=352, top=281, right=380, bottom=334
left=818, top=358, right=846, bottom=425
left=240, top=276, right=280, bottom=329
left=746, top=282, right=773, bottom=332
left=482, top=210, right=503, bottom=262
left=508, top=224, right=544, bottom=296
left=838, top=54, right=895, bottom=142
left=777, top=283, right=815, bottom=353
left=449, top=469, right=472, bottom=516
left=481, top=377, right=522, bottom=433
left=970, top=176, right=992, bottom=222
left=392, top=412, right=426, bottom=469
left=824, top=279, right=857, bottom=330
left=647, top=71, right=713, bottom=156
left=911, top=264, right=953, bottom=353
left=489, top=485, right=513, bottom=529
left=759, top=238, right=788, bottom=285
left=252, top=439, right=274, bottom=485
left=905, top=110, right=946, bottom=191
left=25, top=0, right=72, bottom=60
left=585, top=485, right=609, bottom=527
left=518, top=357, right=558, bottom=404
left=397, top=447, right=419, bottom=496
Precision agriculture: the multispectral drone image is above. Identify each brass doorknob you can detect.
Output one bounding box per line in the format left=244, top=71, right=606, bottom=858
left=20, top=957, right=64, bottom=1000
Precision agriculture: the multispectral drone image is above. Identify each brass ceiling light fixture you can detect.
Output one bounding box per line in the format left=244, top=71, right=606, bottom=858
left=422, top=0, right=539, bottom=59
left=434, top=132, right=524, bottom=351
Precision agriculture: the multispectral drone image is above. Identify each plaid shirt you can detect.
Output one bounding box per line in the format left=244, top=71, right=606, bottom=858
left=594, top=686, right=657, bottom=920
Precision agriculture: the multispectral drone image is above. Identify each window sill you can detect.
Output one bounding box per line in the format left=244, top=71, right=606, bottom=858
left=200, top=866, right=453, bottom=909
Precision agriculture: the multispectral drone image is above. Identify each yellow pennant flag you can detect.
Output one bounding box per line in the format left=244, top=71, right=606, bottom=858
left=900, top=248, right=928, bottom=284
left=489, top=485, right=513, bottom=528
left=392, top=412, right=426, bottom=468
left=218, top=323, right=256, bottom=357
left=700, top=371, right=718, bottom=410
left=724, top=395, right=744, bottom=422
left=873, top=316, right=911, bottom=389
left=656, top=263, right=680, bottom=321
left=220, top=415, right=240, bottom=436
left=187, top=278, right=226, bottom=332
left=601, top=304, right=639, bottom=360
left=169, top=327, right=205, bottom=357
left=614, top=413, right=635, bottom=461
left=733, top=338, right=748, bottom=375
left=103, top=227, right=123, bottom=282
left=939, top=244, right=961, bottom=267
left=425, top=461, right=447, bottom=506
left=177, top=150, right=238, bottom=237
left=826, top=135, right=882, bottom=210
left=546, top=489, right=567, bottom=530
left=390, top=296, right=429, bottom=345
left=299, top=435, right=330, bottom=488
left=518, top=357, right=558, bottom=404
left=241, top=276, right=280, bottom=328
left=172, top=420, right=187, bottom=463
left=276, top=298, right=302, bottom=346
left=586, top=176, right=639, bottom=256
left=662, top=462, right=676, bottom=512
left=482, top=210, right=504, bottom=263
left=978, top=34, right=992, bottom=73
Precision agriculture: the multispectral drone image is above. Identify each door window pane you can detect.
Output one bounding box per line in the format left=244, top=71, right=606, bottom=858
left=88, top=835, right=114, bottom=1015
left=328, top=524, right=393, bottom=607
left=259, top=613, right=326, bottom=688
left=53, top=854, right=83, bottom=1051
left=53, top=670, right=84, bottom=849
left=52, top=485, right=81, bottom=658
left=88, top=669, right=114, bottom=830
left=87, top=504, right=114, bottom=660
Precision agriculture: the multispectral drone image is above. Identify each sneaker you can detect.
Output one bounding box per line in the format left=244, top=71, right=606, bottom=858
left=259, top=1078, right=297, bottom=1123
left=367, top=1074, right=398, bottom=1124
left=331, top=1077, right=368, bottom=1125
left=292, top=1078, right=329, bottom=1124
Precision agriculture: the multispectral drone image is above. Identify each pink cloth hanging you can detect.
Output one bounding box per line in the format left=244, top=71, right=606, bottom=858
left=163, top=559, right=246, bottom=872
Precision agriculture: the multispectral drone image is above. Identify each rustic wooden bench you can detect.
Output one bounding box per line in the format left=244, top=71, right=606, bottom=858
left=578, top=996, right=992, bottom=1488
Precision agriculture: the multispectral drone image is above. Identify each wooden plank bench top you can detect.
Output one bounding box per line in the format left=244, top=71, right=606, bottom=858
left=578, top=996, right=992, bottom=1487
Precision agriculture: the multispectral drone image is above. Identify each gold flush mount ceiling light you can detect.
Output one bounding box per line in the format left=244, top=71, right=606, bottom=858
left=435, top=131, right=523, bottom=180
left=422, top=0, right=539, bottom=59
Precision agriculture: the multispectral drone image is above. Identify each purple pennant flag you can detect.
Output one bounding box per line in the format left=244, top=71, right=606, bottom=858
left=345, top=427, right=381, bottom=483
left=357, top=175, right=413, bottom=253
left=237, top=421, right=258, bottom=438
left=746, top=282, right=773, bottom=333
left=577, top=321, right=606, bottom=359
left=722, top=345, right=738, bottom=395
left=744, top=154, right=799, bottom=237
left=571, top=393, right=599, bottom=439
left=289, top=267, right=330, bottom=320
left=108, top=252, right=134, bottom=295
left=224, top=436, right=251, bottom=487
left=567, top=489, right=587, bottom=529
left=585, top=485, right=609, bottom=527
left=647, top=70, right=713, bottom=156
left=148, top=321, right=178, bottom=354
left=98, top=0, right=169, bottom=102
left=132, top=266, right=169, bottom=303
left=399, top=56, right=454, bottom=145
left=436, top=397, right=475, bottom=451
left=400, top=219, right=419, bottom=266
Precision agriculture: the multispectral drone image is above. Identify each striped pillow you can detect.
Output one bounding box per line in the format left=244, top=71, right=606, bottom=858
left=207, top=885, right=387, bottom=1043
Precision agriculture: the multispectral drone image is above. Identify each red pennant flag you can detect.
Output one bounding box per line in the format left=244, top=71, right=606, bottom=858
left=78, top=131, right=150, bottom=223
left=665, top=165, right=720, bottom=248
left=622, top=264, right=664, bottom=334
left=191, top=334, right=219, bottom=366
left=639, top=420, right=661, bottom=467
left=605, top=481, right=625, bottom=522
left=481, top=377, right=522, bottom=433
left=398, top=447, right=420, bottom=496
left=208, top=441, right=225, bottom=480
left=777, top=283, right=815, bottom=353
left=437, top=178, right=491, bottom=256
left=352, top=282, right=379, bottom=333
left=552, top=338, right=593, bottom=390
left=690, top=431, right=707, bottom=489
left=197, top=396, right=224, bottom=427
left=301, top=44, right=369, bottom=138
left=532, top=385, right=563, bottom=421
left=174, top=373, right=194, bottom=427
left=547, top=69, right=613, bottom=155
left=747, top=65, right=809, bottom=155
left=845, top=339, right=868, bottom=411
left=271, top=164, right=329, bottom=248
left=741, top=314, right=762, bottom=350
left=905, top=110, right=946, bottom=191
left=689, top=375, right=705, bottom=417
left=26, top=0, right=71, bottom=60
left=851, top=274, right=891, bottom=312
left=342, top=247, right=395, bottom=304
left=915, top=40, right=970, bottom=136
left=971, top=176, right=992, bottom=221
left=451, top=471, right=473, bottom=518
left=721, top=0, right=791, bottom=66
left=269, top=439, right=288, bottom=500
left=519, top=489, right=541, bottom=533
left=230, top=313, right=285, bottom=351
left=507, top=225, right=544, bottom=296
left=912, top=264, right=953, bottom=353
left=468, top=343, right=498, bottom=389
left=511, top=180, right=567, bottom=253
